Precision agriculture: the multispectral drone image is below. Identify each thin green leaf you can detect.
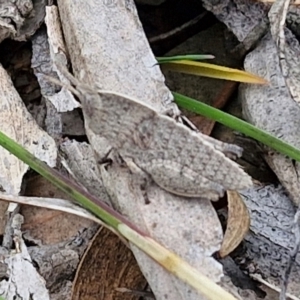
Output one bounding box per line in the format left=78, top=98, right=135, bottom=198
left=173, top=92, right=300, bottom=162
left=156, top=54, right=214, bottom=63
left=162, top=60, right=268, bottom=84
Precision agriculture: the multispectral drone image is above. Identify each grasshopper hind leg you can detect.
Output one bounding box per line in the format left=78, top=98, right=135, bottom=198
left=139, top=159, right=225, bottom=201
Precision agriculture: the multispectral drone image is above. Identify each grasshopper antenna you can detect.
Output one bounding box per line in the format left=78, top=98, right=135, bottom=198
left=41, top=73, right=81, bottom=98
left=54, top=64, right=82, bottom=87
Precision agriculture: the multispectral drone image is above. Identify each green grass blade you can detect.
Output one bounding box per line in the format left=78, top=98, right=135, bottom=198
left=156, top=54, right=214, bottom=63
left=173, top=92, right=300, bottom=162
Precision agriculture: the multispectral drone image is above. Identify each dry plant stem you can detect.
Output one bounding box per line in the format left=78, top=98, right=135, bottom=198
left=115, top=287, right=154, bottom=298
left=0, top=195, right=102, bottom=225
left=149, top=12, right=207, bottom=43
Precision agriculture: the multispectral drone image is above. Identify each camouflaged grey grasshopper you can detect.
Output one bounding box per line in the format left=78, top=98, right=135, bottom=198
left=49, top=68, right=252, bottom=201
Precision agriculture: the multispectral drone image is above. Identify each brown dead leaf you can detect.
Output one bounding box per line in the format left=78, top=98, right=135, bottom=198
left=72, top=226, right=148, bottom=300
left=188, top=81, right=238, bottom=135
left=219, top=190, right=250, bottom=257
left=22, top=175, right=94, bottom=245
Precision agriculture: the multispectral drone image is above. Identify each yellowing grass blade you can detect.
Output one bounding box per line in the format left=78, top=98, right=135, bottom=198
left=161, top=60, right=268, bottom=84
left=119, top=224, right=238, bottom=300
